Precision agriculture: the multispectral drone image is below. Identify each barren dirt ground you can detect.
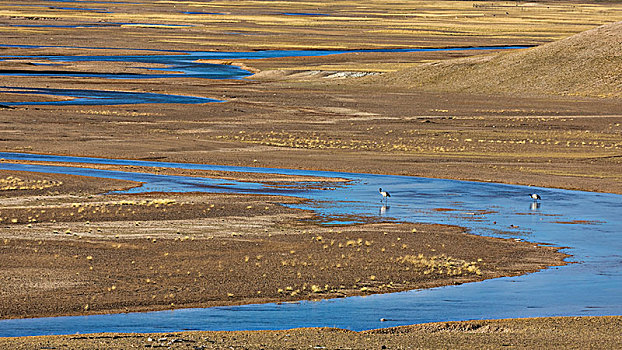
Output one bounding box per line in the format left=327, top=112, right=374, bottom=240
left=2, top=75, right=620, bottom=193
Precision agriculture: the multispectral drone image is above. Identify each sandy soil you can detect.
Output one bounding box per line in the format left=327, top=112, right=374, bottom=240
left=3, top=316, right=621, bottom=349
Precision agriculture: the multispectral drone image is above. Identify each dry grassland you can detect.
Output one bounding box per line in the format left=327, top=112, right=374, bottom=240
left=1, top=0, right=621, bottom=51
left=375, top=20, right=622, bottom=99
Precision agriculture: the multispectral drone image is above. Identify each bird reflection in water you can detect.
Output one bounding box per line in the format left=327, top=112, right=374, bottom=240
left=530, top=202, right=541, bottom=211
left=380, top=204, right=390, bottom=216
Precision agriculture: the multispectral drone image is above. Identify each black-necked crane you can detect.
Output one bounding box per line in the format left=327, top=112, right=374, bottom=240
left=529, top=193, right=541, bottom=201
left=379, top=188, right=390, bottom=203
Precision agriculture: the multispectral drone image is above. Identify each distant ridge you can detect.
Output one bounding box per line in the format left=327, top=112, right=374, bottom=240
left=377, top=21, right=622, bottom=98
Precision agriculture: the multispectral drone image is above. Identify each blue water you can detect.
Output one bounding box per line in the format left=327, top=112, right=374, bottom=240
left=0, top=45, right=529, bottom=105
left=0, top=46, right=531, bottom=80
left=0, top=86, right=220, bottom=106
left=0, top=152, right=620, bottom=336
left=280, top=13, right=330, bottom=16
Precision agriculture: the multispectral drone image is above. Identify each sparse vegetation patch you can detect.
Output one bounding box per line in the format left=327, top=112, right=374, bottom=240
left=0, top=175, right=62, bottom=191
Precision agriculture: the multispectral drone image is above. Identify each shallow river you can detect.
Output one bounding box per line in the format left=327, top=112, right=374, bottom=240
left=0, top=45, right=528, bottom=105
left=0, top=152, right=620, bottom=336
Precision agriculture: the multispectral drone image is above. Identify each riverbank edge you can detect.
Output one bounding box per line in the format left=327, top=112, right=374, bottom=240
left=0, top=156, right=575, bottom=321
left=1, top=316, right=620, bottom=349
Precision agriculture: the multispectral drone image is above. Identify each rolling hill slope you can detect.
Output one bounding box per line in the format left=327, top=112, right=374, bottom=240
left=376, top=21, right=622, bottom=98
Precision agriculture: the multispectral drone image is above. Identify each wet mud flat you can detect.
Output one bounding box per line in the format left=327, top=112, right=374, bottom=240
left=0, top=170, right=566, bottom=319
left=2, top=316, right=621, bottom=349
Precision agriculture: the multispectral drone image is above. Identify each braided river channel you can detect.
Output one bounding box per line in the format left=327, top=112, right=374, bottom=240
left=0, top=45, right=528, bottom=105
left=0, top=45, right=619, bottom=336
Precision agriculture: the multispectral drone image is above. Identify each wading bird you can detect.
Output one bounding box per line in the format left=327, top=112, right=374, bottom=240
left=529, top=193, right=541, bottom=201
left=379, top=188, right=390, bottom=203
